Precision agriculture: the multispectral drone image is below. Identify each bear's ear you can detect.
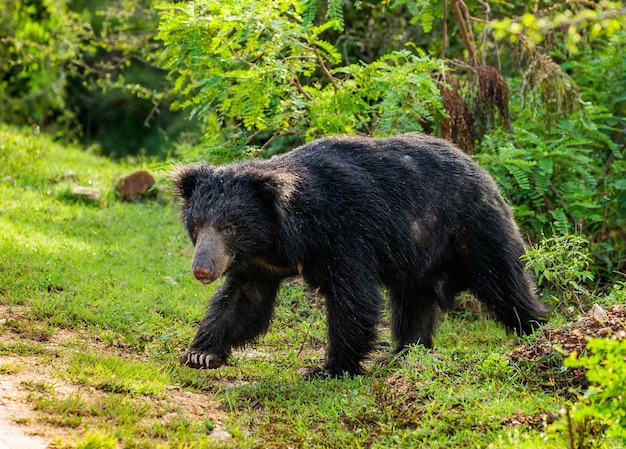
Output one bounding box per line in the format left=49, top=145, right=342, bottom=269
left=251, top=171, right=299, bottom=209
left=169, top=163, right=213, bottom=201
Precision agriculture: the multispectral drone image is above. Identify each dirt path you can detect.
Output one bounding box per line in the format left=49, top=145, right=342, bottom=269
left=0, top=305, right=232, bottom=448
left=0, top=378, right=49, bottom=449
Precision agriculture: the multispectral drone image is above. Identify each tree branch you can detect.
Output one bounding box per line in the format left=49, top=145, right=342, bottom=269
left=291, top=78, right=313, bottom=101
left=441, top=0, right=448, bottom=59
left=312, top=46, right=339, bottom=92
left=450, top=0, right=479, bottom=66
left=477, top=0, right=491, bottom=66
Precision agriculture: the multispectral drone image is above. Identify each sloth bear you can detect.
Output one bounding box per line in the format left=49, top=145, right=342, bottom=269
left=170, top=133, right=547, bottom=377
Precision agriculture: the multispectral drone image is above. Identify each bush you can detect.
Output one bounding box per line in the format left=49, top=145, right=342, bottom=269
left=558, top=337, right=626, bottom=448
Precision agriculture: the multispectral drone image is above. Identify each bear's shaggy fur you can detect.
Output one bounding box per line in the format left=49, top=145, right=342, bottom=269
left=171, top=134, right=548, bottom=377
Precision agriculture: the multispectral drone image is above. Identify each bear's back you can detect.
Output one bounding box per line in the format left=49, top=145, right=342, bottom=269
left=269, top=133, right=492, bottom=205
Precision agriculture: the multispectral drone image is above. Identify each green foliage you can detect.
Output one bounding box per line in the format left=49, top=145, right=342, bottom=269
left=563, top=31, right=626, bottom=134
left=0, top=0, right=195, bottom=157
left=388, top=0, right=436, bottom=32
left=491, top=3, right=625, bottom=54
left=477, top=123, right=599, bottom=234
left=302, top=0, right=345, bottom=30
left=155, top=0, right=445, bottom=161
left=0, top=0, right=90, bottom=134
left=153, top=0, right=626, bottom=277
left=490, top=3, right=625, bottom=130
left=476, top=97, right=626, bottom=277
left=558, top=337, right=626, bottom=448
left=521, top=233, right=594, bottom=309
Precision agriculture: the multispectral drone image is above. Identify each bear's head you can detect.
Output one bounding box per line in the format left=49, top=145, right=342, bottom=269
left=170, top=162, right=297, bottom=284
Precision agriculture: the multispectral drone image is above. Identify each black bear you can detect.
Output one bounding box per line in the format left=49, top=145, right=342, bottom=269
left=171, top=133, right=547, bottom=377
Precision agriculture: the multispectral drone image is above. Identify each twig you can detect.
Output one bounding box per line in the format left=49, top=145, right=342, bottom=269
left=477, top=0, right=491, bottom=66
left=291, top=77, right=313, bottom=101
left=312, top=45, right=339, bottom=92
left=450, top=0, right=479, bottom=66
left=565, top=406, right=575, bottom=449
left=459, top=0, right=477, bottom=52
left=441, top=0, right=448, bottom=59
left=260, top=132, right=287, bottom=150
left=143, top=99, right=161, bottom=127
left=296, top=318, right=313, bottom=358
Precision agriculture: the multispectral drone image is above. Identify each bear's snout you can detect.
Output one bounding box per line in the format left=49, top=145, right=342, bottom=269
left=192, top=266, right=218, bottom=284
left=191, top=228, right=230, bottom=285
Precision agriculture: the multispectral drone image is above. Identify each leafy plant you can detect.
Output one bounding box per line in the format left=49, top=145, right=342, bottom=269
left=0, top=0, right=90, bottom=133
left=155, top=0, right=445, bottom=161
left=521, top=233, right=594, bottom=309
left=476, top=96, right=626, bottom=277
left=557, top=337, right=626, bottom=449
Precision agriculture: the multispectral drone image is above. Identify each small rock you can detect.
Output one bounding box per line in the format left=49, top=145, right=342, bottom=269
left=71, top=186, right=102, bottom=202
left=163, top=276, right=179, bottom=286
left=209, top=428, right=235, bottom=444
left=116, top=170, right=155, bottom=202
left=590, top=304, right=608, bottom=325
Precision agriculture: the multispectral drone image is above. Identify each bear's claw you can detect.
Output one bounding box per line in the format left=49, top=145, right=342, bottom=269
left=180, top=350, right=224, bottom=369
left=297, top=365, right=332, bottom=378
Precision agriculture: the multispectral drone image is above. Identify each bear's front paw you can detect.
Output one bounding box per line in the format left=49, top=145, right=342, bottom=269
left=180, top=350, right=225, bottom=369
left=297, top=365, right=331, bottom=378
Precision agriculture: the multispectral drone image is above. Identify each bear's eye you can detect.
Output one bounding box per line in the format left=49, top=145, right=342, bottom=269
left=221, top=225, right=235, bottom=235
left=190, top=224, right=200, bottom=241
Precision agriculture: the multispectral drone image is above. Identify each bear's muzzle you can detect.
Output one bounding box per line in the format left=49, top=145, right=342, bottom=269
left=192, top=228, right=230, bottom=284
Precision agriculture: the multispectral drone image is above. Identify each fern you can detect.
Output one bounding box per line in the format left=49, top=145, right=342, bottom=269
left=309, top=19, right=342, bottom=39
left=505, top=164, right=531, bottom=191
left=536, top=157, right=553, bottom=194
left=326, top=0, right=344, bottom=31
left=300, top=0, right=344, bottom=30
left=389, top=0, right=435, bottom=33
left=419, top=4, right=435, bottom=33
left=549, top=210, right=571, bottom=235
left=310, top=37, right=342, bottom=64
left=302, top=0, right=317, bottom=28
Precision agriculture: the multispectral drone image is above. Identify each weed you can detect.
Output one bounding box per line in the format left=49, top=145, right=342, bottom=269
left=35, top=392, right=88, bottom=428
left=75, top=432, right=118, bottom=449
left=0, top=361, right=23, bottom=374
left=3, top=317, right=56, bottom=342
left=61, top=352, right=170, bottom=397
left=22, top=380, right=56, bottom=393
left=0, top=341, right=50, bottom=356
left=521, top=232, right=595, bottom=310
left=559, top=337, right=626, bottom=448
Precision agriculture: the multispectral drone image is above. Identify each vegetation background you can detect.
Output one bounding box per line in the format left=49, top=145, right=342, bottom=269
left=1, top=0, right=625, bottom=447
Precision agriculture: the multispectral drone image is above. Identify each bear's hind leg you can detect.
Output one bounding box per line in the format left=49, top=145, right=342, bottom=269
left=303, top=276, right=382, bottom=378
left=181, top=275, right=280, bottom=369
left=389, top=286, right=440, bottom=353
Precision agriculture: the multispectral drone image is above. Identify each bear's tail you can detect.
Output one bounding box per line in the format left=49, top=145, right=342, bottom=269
left=463, top=225, right=549, bottom=335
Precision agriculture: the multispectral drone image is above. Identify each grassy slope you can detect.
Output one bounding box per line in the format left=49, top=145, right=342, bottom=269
left=0, top=124, right=611, bottom=448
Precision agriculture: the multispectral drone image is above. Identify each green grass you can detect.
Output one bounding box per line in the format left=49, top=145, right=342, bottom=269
left=0, top=124, right=621, bottom=448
